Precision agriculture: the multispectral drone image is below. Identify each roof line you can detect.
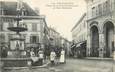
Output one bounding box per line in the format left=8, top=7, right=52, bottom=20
left=71, top=13, right=86, bottom=31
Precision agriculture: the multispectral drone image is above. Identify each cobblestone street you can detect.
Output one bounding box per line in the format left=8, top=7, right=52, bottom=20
left=2, top=58, right=115, bottom=72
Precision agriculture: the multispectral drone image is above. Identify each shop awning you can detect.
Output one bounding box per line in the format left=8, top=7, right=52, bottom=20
left=76, top=43, right=81, bottom=47
left=71, top=44, right=76, bottom=48
left=76, top=41, right=86, bottom=48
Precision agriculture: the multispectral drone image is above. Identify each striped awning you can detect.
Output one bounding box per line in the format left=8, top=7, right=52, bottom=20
left=76, top=43, right=81, bottom=47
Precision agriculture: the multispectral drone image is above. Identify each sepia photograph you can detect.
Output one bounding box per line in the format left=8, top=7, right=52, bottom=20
left=0, top=0, right=115, bottom=72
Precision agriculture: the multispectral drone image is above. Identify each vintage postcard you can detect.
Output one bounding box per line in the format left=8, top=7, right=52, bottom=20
left=0, top=0, right=115, bottom=72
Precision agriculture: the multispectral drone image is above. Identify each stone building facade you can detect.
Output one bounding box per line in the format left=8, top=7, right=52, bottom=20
left=60, top=37, right=71, bottom=56
left=48, top=27, right=71, bottom=56
left=48, top=27, right=61, bottom=48
left=85, top=0, right=115, bottom=57
left=71, top=13, right=87, bottom=57
left=71, top=13, right=87, bottom=44
left=0, top=1, right=48, bottom=51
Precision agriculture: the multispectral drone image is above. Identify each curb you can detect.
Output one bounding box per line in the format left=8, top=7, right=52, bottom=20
left=3, top=62, right=50, bottom=70
left=85, top=57, right=113, bottom=61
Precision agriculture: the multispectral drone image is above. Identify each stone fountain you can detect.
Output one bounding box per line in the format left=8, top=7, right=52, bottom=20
left=2, top=9, right=31, bottom=67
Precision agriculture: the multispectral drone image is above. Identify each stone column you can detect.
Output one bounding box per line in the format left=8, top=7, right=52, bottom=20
left=99, top=33, right=105, bottom=57
left=113, top=31, right=115, bottom=60
left=86, top=30, right=91, bottom=57
left=112, top=0, right=115, bottom=60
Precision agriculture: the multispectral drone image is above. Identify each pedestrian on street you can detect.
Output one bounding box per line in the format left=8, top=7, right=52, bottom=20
left=30, top=48, right=38, bottom=66
left=38, top=48, right=44, bottom=65
left=27, top=49, right=30, bottom=57
left=30, top=48, right=35, bottom=57
left=59, top=48, right=65, bottom=64
left=1, top=46, right=7, bottom=58
left=50, top=49, right=56, bottom=65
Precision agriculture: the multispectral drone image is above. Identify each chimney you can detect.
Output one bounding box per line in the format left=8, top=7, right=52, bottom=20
left=34, top=7, right=40, bottom=15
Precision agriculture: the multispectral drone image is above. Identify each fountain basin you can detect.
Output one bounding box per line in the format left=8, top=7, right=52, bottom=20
left=7, top=27, right=27, bottom=32
left=1, top=58, right=32, bottom=67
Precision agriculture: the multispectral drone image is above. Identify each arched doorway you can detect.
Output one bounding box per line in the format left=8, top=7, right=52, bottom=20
left=103, top=21, right=114, bottom=57
left=90, top=26, right=99, bottom=57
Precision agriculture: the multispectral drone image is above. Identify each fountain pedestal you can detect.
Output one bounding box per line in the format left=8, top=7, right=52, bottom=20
left=2, top=25, right=31, bottom=67
left=1, top=11, right=31, bottom=67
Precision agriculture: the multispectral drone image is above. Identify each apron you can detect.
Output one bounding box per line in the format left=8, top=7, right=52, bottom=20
left=50, top=52, right=56, bottom=61
left=60, top=50, right=65, bottom=63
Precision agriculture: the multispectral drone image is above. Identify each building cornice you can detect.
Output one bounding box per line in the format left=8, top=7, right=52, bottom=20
left=0, top=31, right=42, bottom=34
left=0, top=15, right=45, bottom=19
left=87, top=11, right=113, bottom=22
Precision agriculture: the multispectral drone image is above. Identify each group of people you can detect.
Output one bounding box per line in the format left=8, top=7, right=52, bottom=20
left=0, top=45, right=66, bottom=66
left=50, top=48, right=65, bottom=65
left=28, top=48, right=44, bottom=66
left=28, top=47, right=66, bottom=66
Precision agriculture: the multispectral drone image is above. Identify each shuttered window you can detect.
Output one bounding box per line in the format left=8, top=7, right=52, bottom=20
left=30, top=35, right=39, bottom=43
left=0, top=34, right=5, bottom=42
left=32, top=23, right=37, bottom=31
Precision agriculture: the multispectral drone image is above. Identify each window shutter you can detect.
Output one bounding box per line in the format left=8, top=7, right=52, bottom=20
left=37, top=36, right=39, bottom=43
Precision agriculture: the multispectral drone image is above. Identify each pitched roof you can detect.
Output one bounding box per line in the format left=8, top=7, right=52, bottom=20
left=0, top=1, right=38, bottom=16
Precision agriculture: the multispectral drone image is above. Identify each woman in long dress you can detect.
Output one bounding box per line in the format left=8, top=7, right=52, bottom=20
left=38, top=49, right=44, bottom=65
left=30, top=48, right=38, bottom=66
left=50, top=50, right=56, bottom=65
left=30, top=48, right=35, bottom=57
left=59, top=49, right=65, bottom=64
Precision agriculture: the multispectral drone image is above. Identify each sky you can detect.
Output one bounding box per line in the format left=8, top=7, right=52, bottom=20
left=1, top=0, right=87, bottom=41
